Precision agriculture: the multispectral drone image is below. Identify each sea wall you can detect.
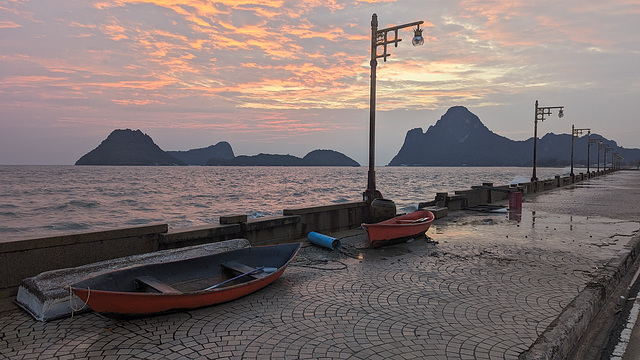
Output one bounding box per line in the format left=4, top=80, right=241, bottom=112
left=0, top=169, right=614, bottom=310
left=0, top=202, right=369, bottom=306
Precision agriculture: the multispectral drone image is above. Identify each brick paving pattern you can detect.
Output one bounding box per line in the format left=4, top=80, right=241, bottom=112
left=1, top=171, right=639, bottom=359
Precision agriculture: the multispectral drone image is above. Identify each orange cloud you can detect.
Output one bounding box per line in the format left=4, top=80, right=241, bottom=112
left=0, top=20, right=21, bottom=28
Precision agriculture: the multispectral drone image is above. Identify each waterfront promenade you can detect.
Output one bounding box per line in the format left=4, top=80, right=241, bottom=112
left=1, top=171, right=639, bottom=359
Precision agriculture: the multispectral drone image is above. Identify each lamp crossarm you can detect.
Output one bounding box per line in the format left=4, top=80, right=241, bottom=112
left=573, top=128, right=590, bottom=136
left=535, top=105, right=564, bottom=122
left=374, top=20, right=424, bottom=62
left=377, top=21, right=424, bottom=34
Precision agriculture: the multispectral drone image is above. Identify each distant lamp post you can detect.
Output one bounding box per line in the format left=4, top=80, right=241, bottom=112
left=597, top=140, right=603, bottom=172
left=616, top=153, right=623, bottom=170
left=570, top=125, right=590, bottom=177
left=603, top=145, right=610, bottom=171
left=588, top=136, right=598, bottom=175
left=364, top=13, right=425, bottom=203
left=532, top=100, right=564, bottom=182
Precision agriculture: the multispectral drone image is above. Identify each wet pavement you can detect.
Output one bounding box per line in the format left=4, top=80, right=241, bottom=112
left=1, top=171, right=639, bottom=359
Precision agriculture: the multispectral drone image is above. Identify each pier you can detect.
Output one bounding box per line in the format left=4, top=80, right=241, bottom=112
left=2, top=169, right=639, bottom=359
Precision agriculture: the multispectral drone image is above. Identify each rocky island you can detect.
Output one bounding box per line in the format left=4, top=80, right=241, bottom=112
left=76, top=129, right=360, bottom=166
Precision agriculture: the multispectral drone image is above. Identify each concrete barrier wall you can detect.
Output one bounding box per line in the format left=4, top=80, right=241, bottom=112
left=1, top=202, right=368, bottom=301
left=283, top=201, right=368, bottom=235
left=419, top=168, right=614, bottom=210
left=0, top=224, right=166, bottom=300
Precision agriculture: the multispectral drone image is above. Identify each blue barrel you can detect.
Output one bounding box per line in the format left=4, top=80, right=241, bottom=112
left=307, top=232, right=341, bottom=250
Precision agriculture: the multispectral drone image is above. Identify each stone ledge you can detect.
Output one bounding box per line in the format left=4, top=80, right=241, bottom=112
left=0, top=224, right=168, bottom=253
left=283, top=201, right=367, bottom=215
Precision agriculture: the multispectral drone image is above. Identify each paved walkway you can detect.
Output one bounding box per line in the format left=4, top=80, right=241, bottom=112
left=1, top=171, right=639, bottom=359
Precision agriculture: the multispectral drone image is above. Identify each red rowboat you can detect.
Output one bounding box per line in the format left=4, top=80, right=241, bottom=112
left=69, top=243, right=301, bottom=318
left=362, top=209, right=435, bottom=248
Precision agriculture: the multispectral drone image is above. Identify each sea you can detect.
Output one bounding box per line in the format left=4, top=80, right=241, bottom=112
left=0, top=166, right=569, bottom=241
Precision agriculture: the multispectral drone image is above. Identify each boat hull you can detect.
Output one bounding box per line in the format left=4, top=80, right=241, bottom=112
left=362, top=209, right=435, bottom=248
left=70, top=243, right=301, bottom=318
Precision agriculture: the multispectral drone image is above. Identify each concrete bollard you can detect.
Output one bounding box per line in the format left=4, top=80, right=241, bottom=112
left=509, top=191, right=522, bottom=210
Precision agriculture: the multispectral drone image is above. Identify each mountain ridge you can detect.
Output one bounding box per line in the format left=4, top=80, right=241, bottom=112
left=389, top=106, right=640, bottom=167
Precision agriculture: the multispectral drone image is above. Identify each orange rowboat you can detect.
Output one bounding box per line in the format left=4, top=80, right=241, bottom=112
left=362, top=209, right=435, bottom=248
left=69, top=243, right=301, bottom=318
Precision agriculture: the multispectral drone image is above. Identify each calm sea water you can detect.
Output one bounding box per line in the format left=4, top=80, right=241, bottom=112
left=0, top=166, right=567, bottom=241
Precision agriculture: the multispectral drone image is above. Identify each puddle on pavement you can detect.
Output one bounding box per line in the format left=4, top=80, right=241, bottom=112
left=300, top=209, right=639, bottom=263
left=428, top=209, right=640, bottom=253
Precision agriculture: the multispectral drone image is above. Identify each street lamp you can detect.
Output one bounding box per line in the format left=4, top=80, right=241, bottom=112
left=570, top=125, right=590, bottom=178
left=597, top=141, right=603, bottom=172
left=364, top=13, right=425, bottom=203
left=616, top=153, right=624, bottom=170
left=603, top=145, right=610, bottom=171
left=588, top=136, right=598, bottom=175
left=532, top=100, right=564, bottom=182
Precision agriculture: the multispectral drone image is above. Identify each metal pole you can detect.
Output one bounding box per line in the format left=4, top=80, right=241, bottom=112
left=597, top=142, right=601, bottom=172
left=365, top=14, right=379, bottom=203
left=532, top=100, right=539, bottom=182
left=570, top=124, right=575, bottom=177
left=587, top=133, right=591, bottom=175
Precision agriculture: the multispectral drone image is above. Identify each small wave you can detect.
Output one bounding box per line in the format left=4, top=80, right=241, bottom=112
left=0, top=226, right=22, bottom=233
left=0, top=211, right=19, bottom=218
left=68, top=200, right=99, bottom=208
left=398, top=205, right=418, bottom=213
left=510, top=175, right=530, bottom=185
left=125, top=218, right=156, bottom=226
left=248, top=211, right=277, bottom=219
left=41, top=222, right=90, bottom=231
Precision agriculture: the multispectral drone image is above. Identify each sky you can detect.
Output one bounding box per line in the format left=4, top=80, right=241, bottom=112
left=1, top=0, right=639, bottom=165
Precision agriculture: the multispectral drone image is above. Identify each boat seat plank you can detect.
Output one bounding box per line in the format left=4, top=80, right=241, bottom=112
left=136, top=276, right=182, bottom=294
left=396, top=217, right=429, bottom=224
left=221, top=262, right=269, bottom=279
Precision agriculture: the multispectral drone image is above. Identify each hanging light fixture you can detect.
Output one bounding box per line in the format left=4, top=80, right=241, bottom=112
left=412, top=25, right=424, bottom=46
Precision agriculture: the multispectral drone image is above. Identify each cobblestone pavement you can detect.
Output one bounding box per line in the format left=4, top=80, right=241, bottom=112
left=1, top=171, right=639, bottom=359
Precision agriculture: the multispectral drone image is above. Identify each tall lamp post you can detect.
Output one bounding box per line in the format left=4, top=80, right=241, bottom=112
left=616, top=154, right=624, bottom=170
left=597, top=141, right=603, bottom=172
left=532, top=100, right=564, bottom=182
left=603, top=145, right=610, bottom=171
left=587, top=136, right=598, bottom=175
left=570, top=125, right=590, bottom=178
left=364, top=13, right=425, bottom=203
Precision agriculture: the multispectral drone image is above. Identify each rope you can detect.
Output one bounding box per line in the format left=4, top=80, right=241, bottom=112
left=69, top=285, right=90, bottom=319
left=293, top=260, right=348, bottom=271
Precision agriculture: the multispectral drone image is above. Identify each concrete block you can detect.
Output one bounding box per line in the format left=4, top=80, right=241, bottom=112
left=220, top=214, right=248, bottom=224
left=159, top=224, right=242, bottom=249
left=421, top=206, right=448, bottom=219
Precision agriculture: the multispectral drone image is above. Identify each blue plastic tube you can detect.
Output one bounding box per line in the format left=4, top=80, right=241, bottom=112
left=307, top=232, right=341, bottom=250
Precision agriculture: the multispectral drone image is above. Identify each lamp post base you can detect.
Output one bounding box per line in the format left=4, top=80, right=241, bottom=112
left=363, top=188, right=383, bottom=205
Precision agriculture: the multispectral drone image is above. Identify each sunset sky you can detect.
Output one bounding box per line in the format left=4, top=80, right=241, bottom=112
left=1, top=0, right=639, bottom=165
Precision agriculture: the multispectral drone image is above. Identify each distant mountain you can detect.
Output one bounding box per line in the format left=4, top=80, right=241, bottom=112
left=303, top=150, right=360, bottom=166
left=168, top=142, right=234, bottom=165
left=76, top=129, right=185, bottom=166
left=77, top=129, right=360, bottom=167
left=389, top=106, right=640, bottom=167
left=207, top=150, right=360, bottom=166
left=211, top=154, right=306, bottom=166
